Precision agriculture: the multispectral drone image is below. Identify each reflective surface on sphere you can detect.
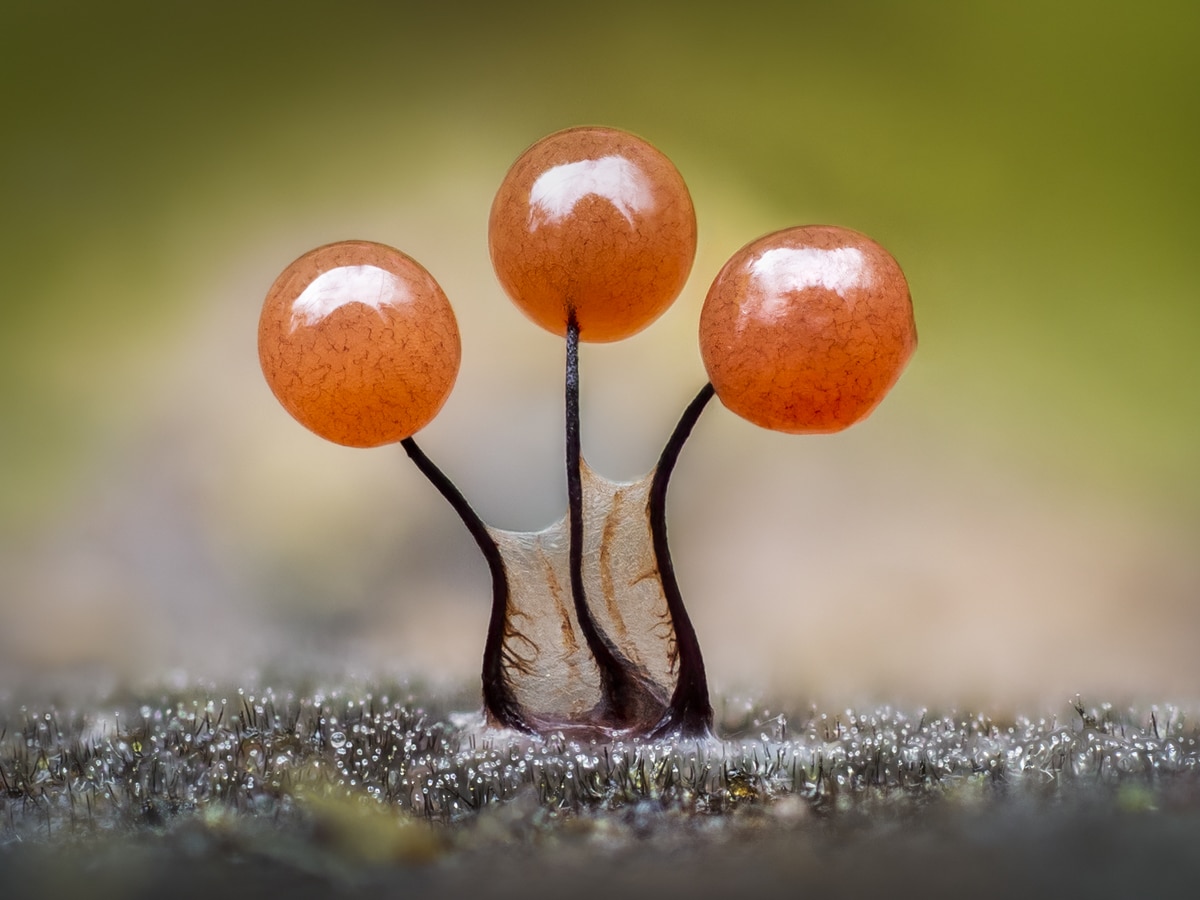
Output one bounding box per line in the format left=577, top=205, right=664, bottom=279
left=489, top=126, right=697, bottom=342
left=258, top=240, right=460, bottom=447
left=700, top=226, right=916, bottom=433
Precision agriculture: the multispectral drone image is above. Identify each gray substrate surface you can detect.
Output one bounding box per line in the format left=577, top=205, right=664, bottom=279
left=2, top=680, right=1198, bottom=899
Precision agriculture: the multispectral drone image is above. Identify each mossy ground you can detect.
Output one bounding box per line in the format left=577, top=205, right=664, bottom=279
left=3, top=680, right=1199, bottom=899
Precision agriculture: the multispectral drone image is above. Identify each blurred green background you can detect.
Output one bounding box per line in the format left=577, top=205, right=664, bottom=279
left=2, top=1, right=1197, bottom=705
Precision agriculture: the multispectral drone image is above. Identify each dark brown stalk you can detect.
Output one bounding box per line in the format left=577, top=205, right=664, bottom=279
left=646, top=382, right=716, bottom=738
left=401, top=437, right=531, bottom=733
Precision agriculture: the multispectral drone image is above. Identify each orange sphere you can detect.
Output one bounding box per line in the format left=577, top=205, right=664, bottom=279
left=258, top=240, right=461, bottom=447
left=699, top=226, right=916, bottom=434
left=488, top=126, right=696, bottom=342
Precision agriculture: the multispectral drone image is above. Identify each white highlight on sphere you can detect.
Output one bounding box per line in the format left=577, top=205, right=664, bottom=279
left=289, top=265, right=410, bottom=329
left=527, top=156, right=655, bottom=230
left=745, top=246, right=870, bottom=320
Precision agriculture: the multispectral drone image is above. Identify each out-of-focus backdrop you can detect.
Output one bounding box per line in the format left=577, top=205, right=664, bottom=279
left=2, top=1, right=1196, bottom=709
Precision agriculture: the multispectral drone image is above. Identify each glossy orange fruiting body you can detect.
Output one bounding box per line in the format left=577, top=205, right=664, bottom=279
left=700, top=225, right=916, bottom=434
left=488, top=126, right=697, bottom=342
left=258, top=240, right=461, bottom=447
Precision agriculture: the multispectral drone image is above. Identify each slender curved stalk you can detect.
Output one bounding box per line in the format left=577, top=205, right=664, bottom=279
left=647, top=382, right=716, bottom=738
left=400, top=437, right=532, bottom=733
left=564, top=313, right=645, bottom=726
